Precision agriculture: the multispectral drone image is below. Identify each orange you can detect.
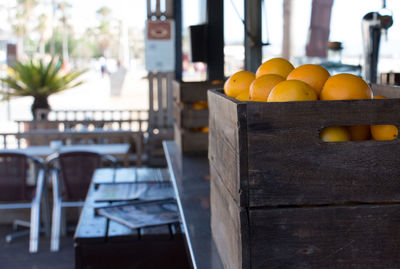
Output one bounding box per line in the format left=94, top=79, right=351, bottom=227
left=320, top=73, right=372, bottom=100
left=201, top=127, right=209, bottom=133
left=267, top=80, right=318, bottom=102
left=256, top=57, right=294, bottom=79
left=371, top=124, right=398, bottom=141
left=370, top=95, right=398, bottom=141
left=235, top=91, right=250, bottom=101
left=192, top=101, right=208, bottom=110
left=374, top=95, right=386, bottom=99
left=286, top=64, right=330, bottom=96
left=320, top=126, right=351, bottom=142
left=347, top=125, right=370, bottom=141
left=249, top=74, right=285, bottom=102
left=224, top=71, right=255, bottom=98
left=211, top=79, right=224, bottom=85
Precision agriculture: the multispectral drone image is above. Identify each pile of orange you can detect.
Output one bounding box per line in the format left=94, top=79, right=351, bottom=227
left=223, top=57, right=398, bottom=141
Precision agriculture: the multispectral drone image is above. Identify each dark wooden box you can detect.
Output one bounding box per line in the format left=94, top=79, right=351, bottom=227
left=173, top=102, right=209, bottom=129
left=208, top=85, right=400, bottom=269
left=174, top=123, right=208, bottom=155
left=173, top=80, right=223, bottom=154
left=173, top=80, right=223, bottom=103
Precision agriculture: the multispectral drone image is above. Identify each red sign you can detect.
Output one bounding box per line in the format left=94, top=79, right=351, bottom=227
left=147, top=21, right=171, bottom=40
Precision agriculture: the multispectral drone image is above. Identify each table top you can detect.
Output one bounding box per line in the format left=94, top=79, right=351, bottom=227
left=75, top=167, right=180, bottom=243
left=163, top=141, right=224, bottom=269
left=92, top=167, right=170, bottom=185
left=1, top=143, right=130, bottom=158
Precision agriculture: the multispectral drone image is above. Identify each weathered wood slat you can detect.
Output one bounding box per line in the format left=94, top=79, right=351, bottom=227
left=208, top=90, right=248, bottom=207
left=210, top=164, right=249, bottom=269
left=250, top=204, right=400, bottom=268
left=173, top=102, right=209, bottom=128
left=246, top=98, right=400, bottom=207
left=173, top=80, right=223, bottom=103
left=174, top=123, right=208, bottom=154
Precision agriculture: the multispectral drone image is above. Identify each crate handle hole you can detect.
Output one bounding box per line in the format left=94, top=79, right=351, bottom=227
left=320, top=125, right=399, bottom=142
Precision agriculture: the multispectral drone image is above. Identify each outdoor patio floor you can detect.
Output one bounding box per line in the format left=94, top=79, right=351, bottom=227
left=0, top=225, right=74, bottom=269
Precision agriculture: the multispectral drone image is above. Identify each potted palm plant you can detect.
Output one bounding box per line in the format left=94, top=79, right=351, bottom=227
left=1, top=58, right=86, bottom=119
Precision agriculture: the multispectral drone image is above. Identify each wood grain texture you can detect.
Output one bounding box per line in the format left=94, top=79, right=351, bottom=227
left=173, top=80, right=224, bottom=103
left=210, top=163, right=250, bottom=269
left=208, top=90, right=248, bottom=206
left=372, top=83, right=400, bottom=98
left=246, top=99, right=400, bottom=206
left=250, top=204, right=400, bottom=269
left=173, top=102, right=209, bottom=128
left=174, top=123, right=208, bottom=154
left=208, top=86, right=400, bottom=269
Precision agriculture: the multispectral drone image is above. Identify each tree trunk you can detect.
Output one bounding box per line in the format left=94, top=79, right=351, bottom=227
left=31, top=97, right=50, bottom=120
left=62, top=25, right=69, bottom=62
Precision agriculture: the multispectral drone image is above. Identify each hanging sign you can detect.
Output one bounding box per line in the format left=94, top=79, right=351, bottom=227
left=145, top=20, right=175, bottom=72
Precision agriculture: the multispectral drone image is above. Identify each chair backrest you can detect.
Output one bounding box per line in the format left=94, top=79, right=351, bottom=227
left=57, top=151, right=102, bottom=201
left=0, top=152, right=37, bottom=201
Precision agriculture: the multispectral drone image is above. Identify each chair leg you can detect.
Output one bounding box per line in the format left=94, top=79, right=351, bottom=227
left=29, top=201, right=40, bottom=253
left=61, top=207, right=67, bottom=236
left=50, top=202, right=62, bottom=252
left=42, top=186, right=51, bottom=237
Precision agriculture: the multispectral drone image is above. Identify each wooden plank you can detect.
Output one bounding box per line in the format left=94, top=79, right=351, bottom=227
left=174, top=81, right=223, bottom=103
left=246, top=99, right=400, bottom=207
left=157, top=73, right=164, bottom=128
left=372, top=83, right=400, bottom=98
left=181, top=129, right=208, bottom=154
left=210, top=164, right=249, bottom=269
left=250, top=204, right=400, bottom=268
left=174, top=123, right=208, bottom=154
left=148, top=72, right=155, bottom=129
left=173, top=102, right=209, bottom=128
left=166, top=72, right=174, bottom=127
left=208, top=90, right=248, bottom=207
left=107, top=220, right=139, bottom=242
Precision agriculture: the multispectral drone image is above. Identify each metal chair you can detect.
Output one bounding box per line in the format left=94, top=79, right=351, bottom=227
left=47, top=151, right=117, bottom=252
left=0, top=152, right=50, bottom=253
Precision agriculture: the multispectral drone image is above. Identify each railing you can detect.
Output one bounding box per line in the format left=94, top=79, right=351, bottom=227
left=0, top=130, right=143, bottom=149
left=2, top=109, right=150, bottom=150
left=17, top=109, right=150, bottom=133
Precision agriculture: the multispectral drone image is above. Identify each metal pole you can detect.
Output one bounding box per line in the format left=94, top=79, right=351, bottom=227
left=174, top=0, right=182, bottom=81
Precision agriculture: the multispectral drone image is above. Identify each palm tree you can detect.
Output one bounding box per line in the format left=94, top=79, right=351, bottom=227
left=96, top=6, right=113, bottom=57
left=0, top=58, right=86, bottom=119
left=37, top=13, right=50, bottom=58
left=12, top=0, right=39, bottom=58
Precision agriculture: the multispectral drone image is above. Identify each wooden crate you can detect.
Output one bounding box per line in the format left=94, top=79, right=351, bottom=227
left=173, top=101, right=208, bottom=129
left=173, top=123, right=208, bottom=155
left=173, top=80, right=223, bottom=154
left=208, top=84, right=400, bottom=269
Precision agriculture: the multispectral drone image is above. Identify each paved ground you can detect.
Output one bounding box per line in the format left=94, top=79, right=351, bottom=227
left=0, top=224, right=74, bottom=269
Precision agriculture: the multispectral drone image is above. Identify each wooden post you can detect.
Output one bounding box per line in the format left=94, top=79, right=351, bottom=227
left=206, top=0, right=224, bottom=80
left=282, top=0, right=292, bottom=60
left=244, top=0, right=262, bottom=73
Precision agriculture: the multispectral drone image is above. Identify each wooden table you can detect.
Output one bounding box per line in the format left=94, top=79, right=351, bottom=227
left=74, top=167, right=190, bottom=269
left=0, top=144, right=137, bottom=166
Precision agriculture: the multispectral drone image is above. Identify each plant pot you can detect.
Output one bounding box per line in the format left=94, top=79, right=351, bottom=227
left=31, top=97, right=50, bottom=120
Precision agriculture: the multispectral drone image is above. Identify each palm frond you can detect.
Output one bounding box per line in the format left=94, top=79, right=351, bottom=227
left=1, top=58, right=86, bottom=99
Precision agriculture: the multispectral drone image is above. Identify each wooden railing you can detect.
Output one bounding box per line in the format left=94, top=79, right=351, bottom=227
left=0, top=129, right=143, bottom=149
